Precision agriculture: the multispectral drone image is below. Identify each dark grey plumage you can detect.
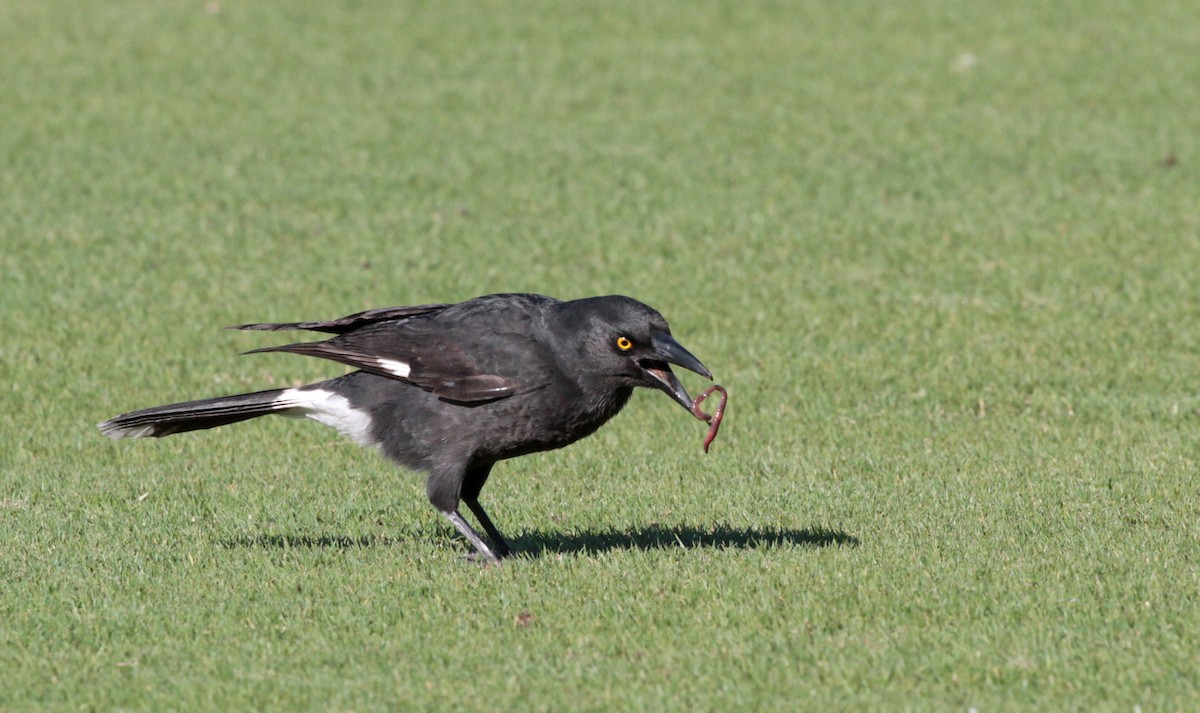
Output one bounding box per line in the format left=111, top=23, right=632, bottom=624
left=99, top=293, right=712, bottom=562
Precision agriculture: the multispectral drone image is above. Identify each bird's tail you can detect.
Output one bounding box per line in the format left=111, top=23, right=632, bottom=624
left=98, top=387, right=296, bottom=439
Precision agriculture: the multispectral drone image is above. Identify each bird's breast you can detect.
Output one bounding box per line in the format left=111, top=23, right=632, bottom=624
left=479, top=383, right=634, bottom=461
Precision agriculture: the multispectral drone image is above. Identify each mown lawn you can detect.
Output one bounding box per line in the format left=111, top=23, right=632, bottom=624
left=2, top=0, right=1198, bottom=709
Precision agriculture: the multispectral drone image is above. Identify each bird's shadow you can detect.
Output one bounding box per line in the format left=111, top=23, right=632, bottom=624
left=511, top=523, right=858, bottom=557
left=220, top=523, right=858, bottom=557
left=222, top=533, right=399, bottom=550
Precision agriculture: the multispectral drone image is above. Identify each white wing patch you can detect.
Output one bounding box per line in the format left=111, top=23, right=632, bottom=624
left=375, top=358, right=412, bottom=378
left=276, top=388, right=378, bottom=447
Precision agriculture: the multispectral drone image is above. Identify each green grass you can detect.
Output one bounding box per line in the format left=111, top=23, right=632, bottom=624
left=3, top=0, right=1199, bottom=709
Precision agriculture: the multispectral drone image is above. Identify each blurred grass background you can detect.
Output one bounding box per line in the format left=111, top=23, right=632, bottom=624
left=2, top=0, right=1198, bottom=709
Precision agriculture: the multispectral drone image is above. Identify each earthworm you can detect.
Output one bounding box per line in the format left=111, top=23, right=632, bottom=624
left=690, top=384, right=727, bottom=453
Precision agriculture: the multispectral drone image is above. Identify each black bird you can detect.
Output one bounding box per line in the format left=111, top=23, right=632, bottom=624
left=98, top=293, right=713, bottom=562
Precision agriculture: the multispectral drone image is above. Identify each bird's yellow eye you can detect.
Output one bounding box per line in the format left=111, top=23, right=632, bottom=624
left=615, top=336, right=633, bottom=352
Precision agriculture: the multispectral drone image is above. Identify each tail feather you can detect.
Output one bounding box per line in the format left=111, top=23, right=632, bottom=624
left=98, top=388, right=293, bottom=439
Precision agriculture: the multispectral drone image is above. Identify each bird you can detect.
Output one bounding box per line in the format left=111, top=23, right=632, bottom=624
left=98, top=293, right=714, bottom=562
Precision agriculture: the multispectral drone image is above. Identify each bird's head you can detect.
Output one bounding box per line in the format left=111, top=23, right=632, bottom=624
left=557, top=296, right=712, bottom=412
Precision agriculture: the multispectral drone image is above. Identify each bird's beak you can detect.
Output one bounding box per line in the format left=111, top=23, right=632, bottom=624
left=639, top=331, right=713, bottom=412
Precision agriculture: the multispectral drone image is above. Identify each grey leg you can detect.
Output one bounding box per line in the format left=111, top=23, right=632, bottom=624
left=464, top=497, right=512, bottom=559
left=460, top=464, right=512, bottom=558
left=440, top=509, right=501, bottom=564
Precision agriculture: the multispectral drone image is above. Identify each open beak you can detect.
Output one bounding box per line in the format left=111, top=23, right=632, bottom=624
left=639, top=330, right=712, bottom=411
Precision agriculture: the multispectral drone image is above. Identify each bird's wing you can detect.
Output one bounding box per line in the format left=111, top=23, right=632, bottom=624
left=243, top=295, right=557, bottom=403
left=230, top=304, right=449, bottom=334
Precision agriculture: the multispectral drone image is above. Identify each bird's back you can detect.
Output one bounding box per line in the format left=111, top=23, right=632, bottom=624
left=318, top=294, right=633, bottom=472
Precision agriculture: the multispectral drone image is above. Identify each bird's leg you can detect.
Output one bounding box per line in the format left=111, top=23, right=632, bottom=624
left=440, top=510, right=501, bottom=564
left=429, top=466, right=502, bottom=563
left=460, top=464, right=512, bottom=558
left=464, top=497, right=512, bottom=559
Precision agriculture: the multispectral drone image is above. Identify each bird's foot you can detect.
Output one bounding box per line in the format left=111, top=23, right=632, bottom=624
left=442, top=509, right=504, bottom=564
left=464, top=550, right=503, bottom=565
left=464, top=540, right=513, bottom=565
